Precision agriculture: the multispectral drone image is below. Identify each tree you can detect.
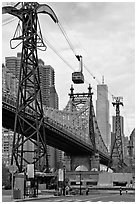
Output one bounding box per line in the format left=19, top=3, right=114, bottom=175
left=2, top=163, right=11, bottom=189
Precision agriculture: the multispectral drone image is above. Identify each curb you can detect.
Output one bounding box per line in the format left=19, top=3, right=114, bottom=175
left=14, top=194, right=73, bottom=202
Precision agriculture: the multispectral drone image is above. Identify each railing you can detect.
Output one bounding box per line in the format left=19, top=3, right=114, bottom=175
left=2, top=91, right=109, bottom=156
left=2, top=91, right=91, bottom=146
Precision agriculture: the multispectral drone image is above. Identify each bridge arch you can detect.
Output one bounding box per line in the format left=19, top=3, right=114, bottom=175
left=71, top=155, right=91, bottom=171
left=75, top=165, right=88, bottom=171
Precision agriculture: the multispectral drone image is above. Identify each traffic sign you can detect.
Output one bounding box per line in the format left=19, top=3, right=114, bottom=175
left=9, top=165, right=18, bottom=173
left=58, top=169, right=64, bottom=181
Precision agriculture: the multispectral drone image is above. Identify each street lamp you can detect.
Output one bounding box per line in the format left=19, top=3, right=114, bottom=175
left=63, top=166, right=66, bottom=196
left=79, top=171, right=82, bottom=195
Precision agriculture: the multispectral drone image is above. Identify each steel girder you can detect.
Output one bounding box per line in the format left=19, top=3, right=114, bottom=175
left=2, top=2, right=58, bottom=172
left=63, top=85, right=108, bottom=155
left=2, top=88, right=109, bottom=158
left=111, top=98, right=124, bottom=171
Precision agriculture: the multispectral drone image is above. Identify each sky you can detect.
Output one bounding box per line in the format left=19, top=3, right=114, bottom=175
left=2, top=1, right=135, bottom=137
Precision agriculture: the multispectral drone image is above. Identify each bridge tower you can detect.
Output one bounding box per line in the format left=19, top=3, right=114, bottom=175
left=64, top=84, right=100, bottom=171
left=110, top=96, right=124, bottom=172
left=2, top=3, right=58, bottom=172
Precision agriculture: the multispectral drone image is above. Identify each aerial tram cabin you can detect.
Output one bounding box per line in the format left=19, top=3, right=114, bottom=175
left=72, top=55, right=84, bottom=84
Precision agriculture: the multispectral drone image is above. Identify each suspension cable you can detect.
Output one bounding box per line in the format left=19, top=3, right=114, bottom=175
left=57, top=19, right=115, bottom=98
left=2, top=13, right=116, bottom=100
left=38, top=18, right=114, bottom=102
left=58, top=21, right=77, bottom=57
left=3, top=12, right=132, bottom=135
left=2, top=16, right=17, bottom=26
left=42, top=36, right=75, bottom=72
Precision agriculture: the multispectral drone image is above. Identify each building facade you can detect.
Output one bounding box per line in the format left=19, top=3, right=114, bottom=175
left=96, top=79, right=111, bottom=151
left=128, top=128, right=135, bottom=168
left=5, top=52, right=21, bottom=79
left=2, top=55, right=62, bottom=170
left=3, top=54, right=34, bottom=167
left=2, top=128, right=13, bottom=166
left=38, top=59, right=62, bottom=171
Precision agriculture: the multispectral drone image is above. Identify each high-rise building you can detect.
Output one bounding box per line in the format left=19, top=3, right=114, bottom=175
left=5, top=53, right=21, bottom=79
left=130, top=128, right=135, bottom=157
left=123, top=136, right=129, bottom=157
left=128, top=128, right=135, bottom=167
left=39, top=60, right=56, bottom=107
left=38, top=59, right=62, bottom=171
left=3, top=54, right=34, bottom=167
left=3, top=55, right=62, bottom=171
left=96, top=78, right=111, bottom=151
left=2, top=128, right=13, bottom=166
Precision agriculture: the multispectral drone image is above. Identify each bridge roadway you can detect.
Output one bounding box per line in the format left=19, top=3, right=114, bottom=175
left=2, top=100, right=110, bottom=166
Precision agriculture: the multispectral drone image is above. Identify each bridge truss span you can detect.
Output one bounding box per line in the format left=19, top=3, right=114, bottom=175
left=2, top=85, right=110, bottom=167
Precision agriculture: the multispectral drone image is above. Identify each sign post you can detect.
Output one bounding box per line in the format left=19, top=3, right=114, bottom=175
left=58, top=169, right=64, bottom=195
left=9, top=165, right=18, bottom=199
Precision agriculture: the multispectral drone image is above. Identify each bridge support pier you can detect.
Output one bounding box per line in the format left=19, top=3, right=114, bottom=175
left=63, top=155, right=71, bottom=171
left=90, top=153, right=100, bottom=171
left=64, top=153, right=100, bottom=171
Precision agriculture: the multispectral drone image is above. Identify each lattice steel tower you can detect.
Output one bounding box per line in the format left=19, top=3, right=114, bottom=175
left=2, top=3, right=58, bottom=172
left=111, top=96, right=124, bottom=171
left=69, top=84, right=96, bottom=153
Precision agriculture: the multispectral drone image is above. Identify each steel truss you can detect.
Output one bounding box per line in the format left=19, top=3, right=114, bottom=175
left=63, top=84, right=108, bottom=155
left=111, top=97, right=124, bottom=171
left=2, top=3, right=58, bottom=172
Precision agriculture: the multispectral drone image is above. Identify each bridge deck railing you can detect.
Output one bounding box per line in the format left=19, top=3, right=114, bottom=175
left=2, top=91, right=109, bottom=157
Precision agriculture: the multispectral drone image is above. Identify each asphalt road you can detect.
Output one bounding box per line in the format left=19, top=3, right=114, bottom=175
left=25, top=193, right=135, bottom=202
left=2, top=190, right=135, bottom=202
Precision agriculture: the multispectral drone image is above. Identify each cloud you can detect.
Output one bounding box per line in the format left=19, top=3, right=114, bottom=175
left=2, top=2, right=135, bottom=137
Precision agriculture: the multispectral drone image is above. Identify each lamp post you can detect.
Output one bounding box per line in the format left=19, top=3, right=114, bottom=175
left=79, top=172, right=82, bottom=195
left=63, top=166, right=66, bottom=196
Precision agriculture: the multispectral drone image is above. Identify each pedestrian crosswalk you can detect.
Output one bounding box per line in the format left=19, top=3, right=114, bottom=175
left=45, top=194, right=119, bottom=202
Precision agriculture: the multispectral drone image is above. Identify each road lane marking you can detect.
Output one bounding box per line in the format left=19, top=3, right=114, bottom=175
left=88, top=194, right=118, bottom=201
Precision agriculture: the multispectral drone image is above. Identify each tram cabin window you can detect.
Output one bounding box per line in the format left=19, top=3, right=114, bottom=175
left=72, top=72, right=84, bottom=84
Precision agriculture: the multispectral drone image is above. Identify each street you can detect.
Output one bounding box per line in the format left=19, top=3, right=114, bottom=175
left=2, top=189, right=135, bottom=202
left=23, top=192, right=135, bottom=202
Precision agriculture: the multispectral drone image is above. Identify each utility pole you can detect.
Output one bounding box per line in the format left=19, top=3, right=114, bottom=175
left=110, top=96, right=124, bottom=172
left=2, top=3, right=58, bottom=172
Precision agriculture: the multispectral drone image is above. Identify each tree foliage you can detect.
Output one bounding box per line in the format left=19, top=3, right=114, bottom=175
left=2, top=163, right=11, bottom=189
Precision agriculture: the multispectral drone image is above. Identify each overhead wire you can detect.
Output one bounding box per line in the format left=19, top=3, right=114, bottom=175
left=42, top=35, right=108, bottom=104
left=38, top=19, right=100, bottom=96
left=2, top=14, right=115, bottom=106
left=2, top=11, right=132, bottom=135
left=57, top=19, right=117, bottom=107
left=58, top=21, right=77, bottom=57
left=2, top=16, right=17, bottom=26
left=41, top=16, right=132, bottom=136
left=57, top=19, right=116, bottom=108
left=42, top=36, right=75, bottom=72
left=57, top=21, right=99, bottom=82
left=2, top=11, right=109, bottom=101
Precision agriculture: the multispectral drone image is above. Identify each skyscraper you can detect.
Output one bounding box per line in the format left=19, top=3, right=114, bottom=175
left=96, top=78, right=111, bottom=151
left=5, top=53, right=21, bottom=79
left=128, top=128, right=135, bottom=168
left=38, top=60, right=58, bottom=107
left=38, top=59, right=62, bottom=171
left=3, top=54, right=35, bottom=167
left=2, top=128, right=13, bottom=166
left=3, top=54, right=62, bottom=170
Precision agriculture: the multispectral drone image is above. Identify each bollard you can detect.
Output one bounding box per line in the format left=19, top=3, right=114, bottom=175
left=86, top=188, right=89, bottom=195
left=119, top=187, right=122, bottom=195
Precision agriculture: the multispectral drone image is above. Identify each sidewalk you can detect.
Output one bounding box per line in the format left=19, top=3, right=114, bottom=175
left=2, top=194, right=56, bottom=202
